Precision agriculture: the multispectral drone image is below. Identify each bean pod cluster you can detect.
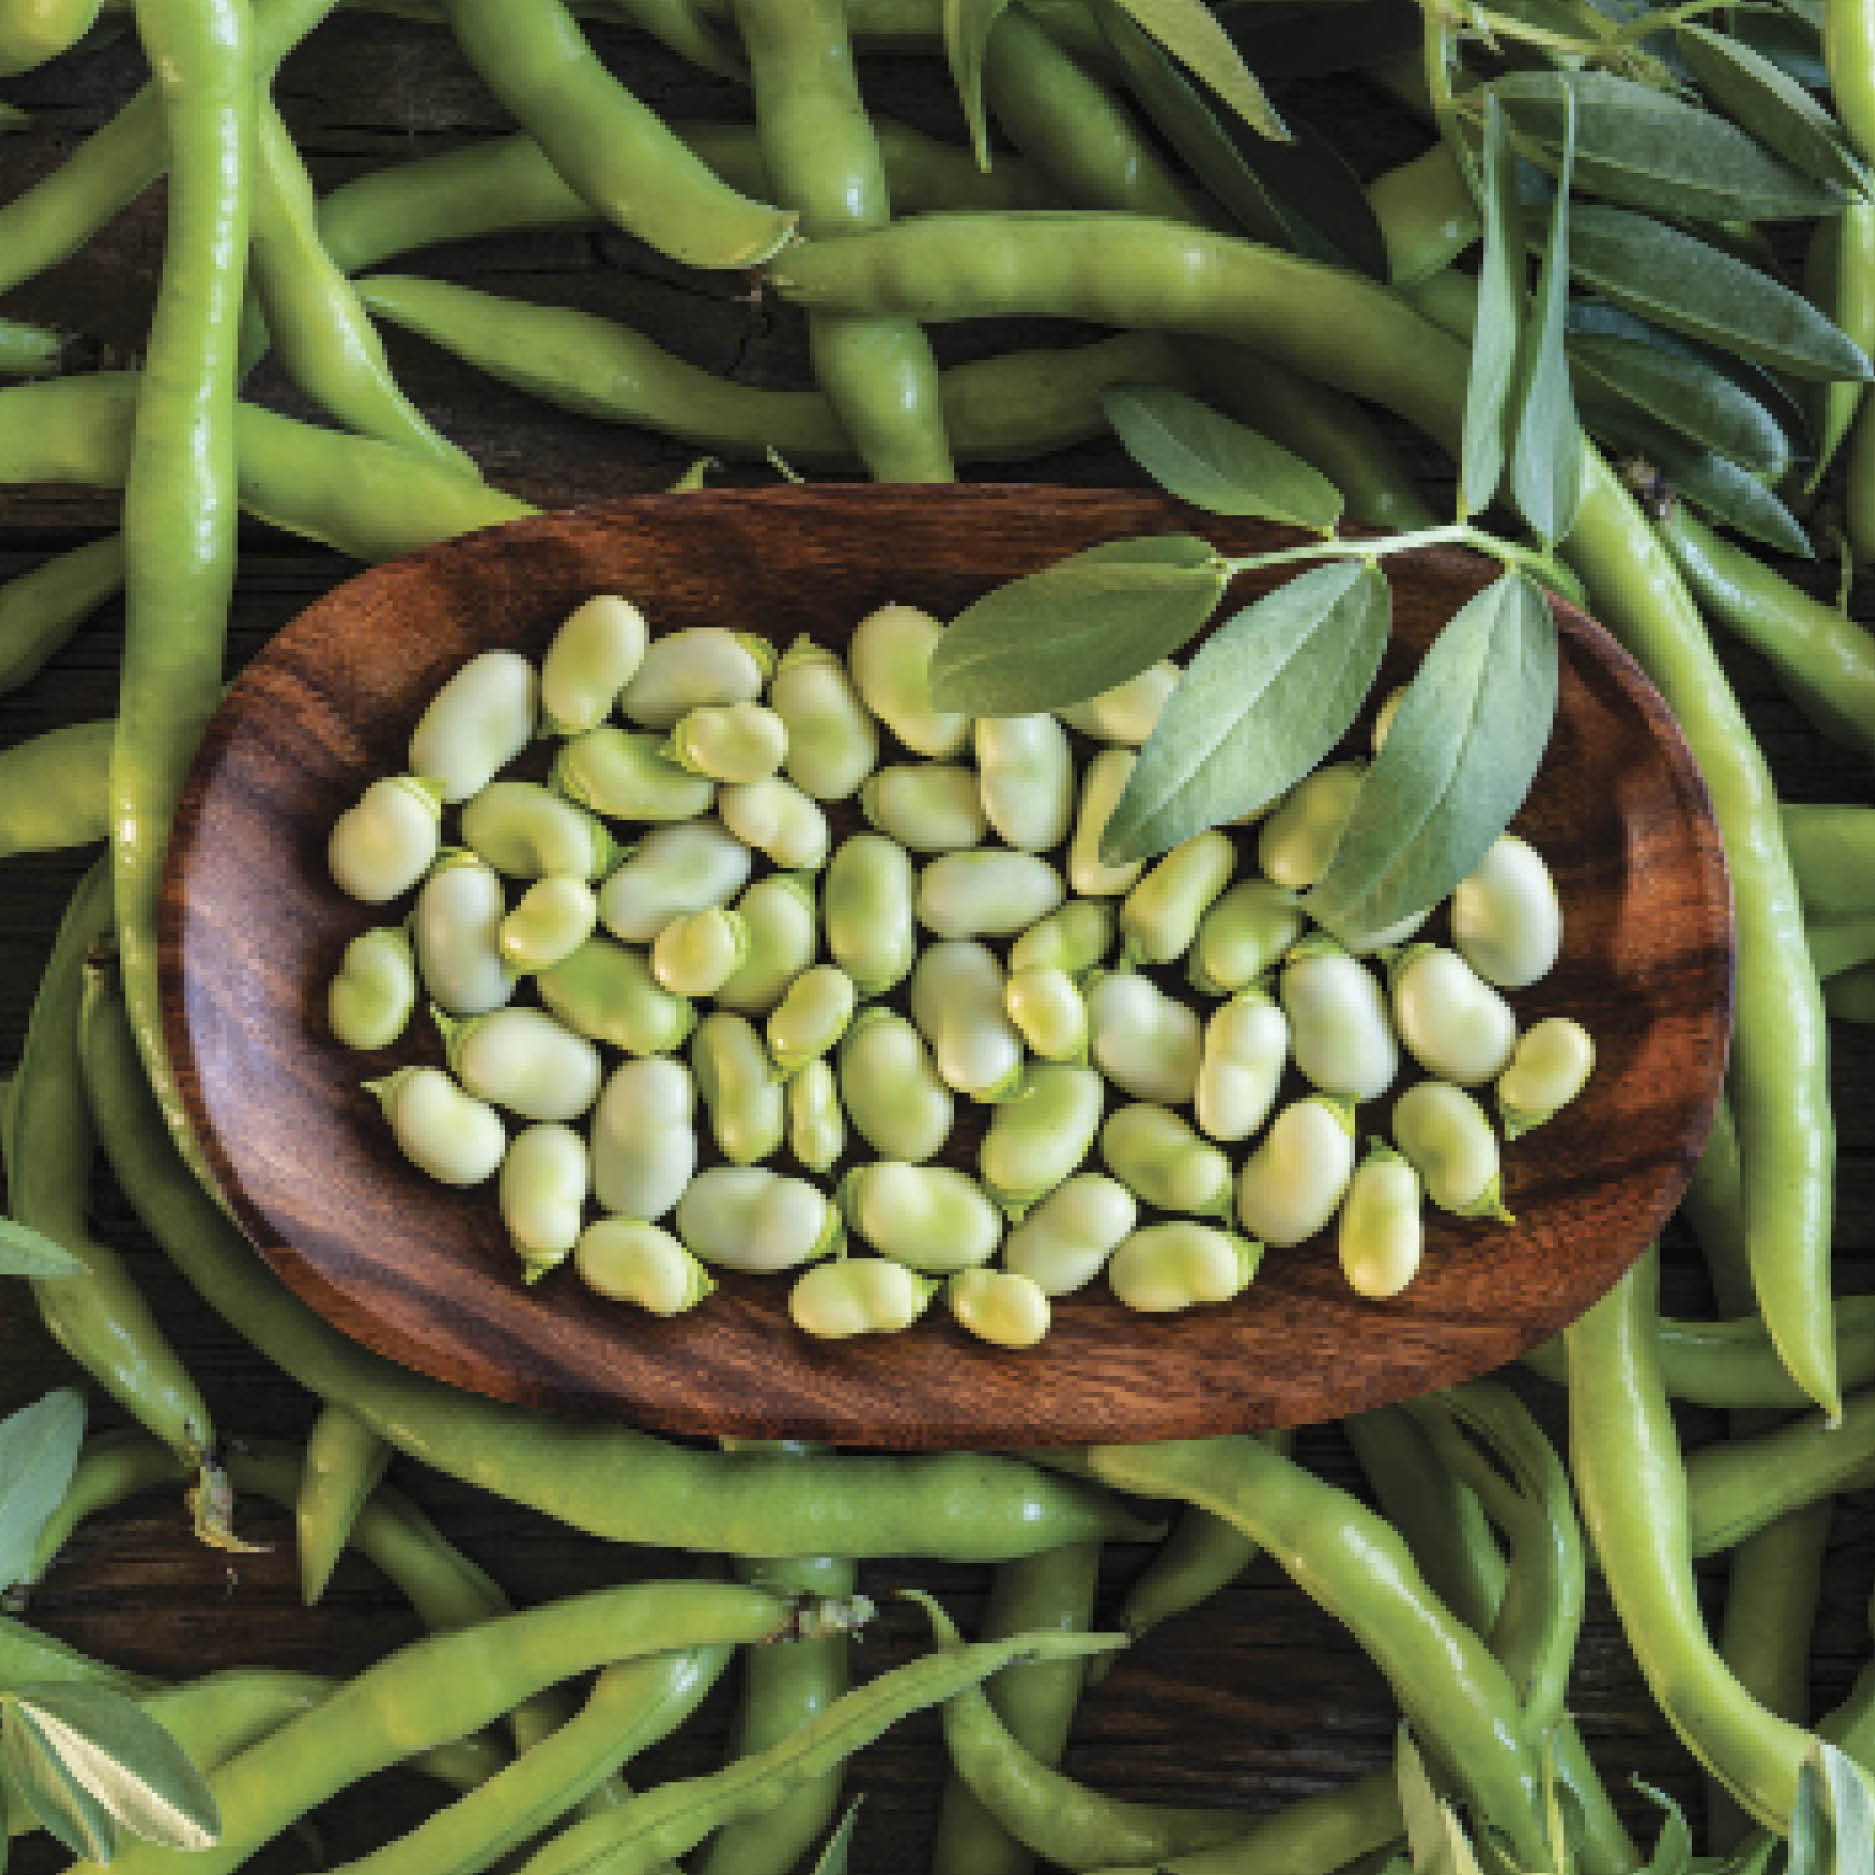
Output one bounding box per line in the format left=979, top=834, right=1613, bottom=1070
left=327, top=593, right=1594, bottom=1346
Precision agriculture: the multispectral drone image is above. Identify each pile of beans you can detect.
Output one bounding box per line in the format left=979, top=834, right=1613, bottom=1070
left=326, top=591, right=1595, bottom=1347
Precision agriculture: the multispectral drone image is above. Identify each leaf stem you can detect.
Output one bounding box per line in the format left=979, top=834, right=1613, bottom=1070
left=1220, top=524, right=1586, bottom=607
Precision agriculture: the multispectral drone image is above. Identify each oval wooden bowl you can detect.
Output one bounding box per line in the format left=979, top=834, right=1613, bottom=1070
left=160, top=486, right=1731, bottom=1448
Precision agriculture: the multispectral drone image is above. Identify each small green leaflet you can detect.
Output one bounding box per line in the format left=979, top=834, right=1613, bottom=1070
left=808, top=1797, right=864, bottom=1875
left=1799, top=1739, right=1875, bottom=1875
left=0, top=1390, right=84, bottom=1595
left=1, top=1684, right=220, bottom=1860
left=1489, top=70, right=1846, bottom=223
left=941, top=0, right=1016, bottom=172
left=1395, top=1726, right=1486, bottom=1875
left=1101, top=384, right=1342, bottom=528
left=1632, top=1780, right=1695, bottom=1875
left=1099, top=561, right=1388, bottom=864
left=1512, top=81, right=1583, bottom=547
left=1461, top=93, right=1524, bottom=521
left=1105, top=0, right=1288, bottom=144
left=927, top=536, right=1226, bottom=716
left=0, top=1219, right=85, bottom=1281
left=1569, top=206, right=1874, bottom=383
left=1304, top=573, right=1558, bottom=946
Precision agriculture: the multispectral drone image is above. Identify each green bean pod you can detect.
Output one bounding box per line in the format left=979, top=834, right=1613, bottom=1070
left=1497, top=1017, right=1595, bottom=1140
left=541, top=593, right=647, bottom=735
left=770, top=636, right=879, bottom=800
left=824, top=833, right=915, bottom=998
left=538, top=935, right=695, bottom=1055
left=788, top=1257, right=936, bottom=1337
left=1119, top=831, right=1235, bottom=967
left=837, top=1008, right=953, bottom=1163
left=980, top=1064, right=1103, bottom=1218
left=1010, top=898, right=1115, bottom=979
left=1102, top=1104, right=1233, bottom=1220
left=367, top=1065, right=507, bottom=1186
left=861, top=763, right=988, bottom=851
left=297, top=1404, right=392, bottom=1607
left=328, top=926, right=418, bottom=1051
left=715, top=872, right=819, bottom=1015
left=976, top=714, right=1074, bottom=850
left=787, top=1059, right=845, bottom=1174
left=463, top=781, right=623, bottom=881
left=575, top=1220, right=714, bottom=1315
left=767, top=965, right=857, bottom=1077
left=552, top=726, right=715, bottom=822
left=911, top=939, right=1026, bottom=1103
left=0, top=534, right=124, bottom=694
left=1001, top=1174, right=1136, bottom=1296
left=1057, top=663, right=1177, bottom=745
left=598, top=820, right=753, bottom=943
left=676, top=1167, right=842, bottom=1272
left=1086, top=968, right=1199, bottom=1105
left=1237, top=1097, right=1357, bottom=1247
left=1068, top=748, right=1143, bottom=896
left=840, top=1162, right=1003, bottom=1271
left=848, top=602, right=967, bottom=757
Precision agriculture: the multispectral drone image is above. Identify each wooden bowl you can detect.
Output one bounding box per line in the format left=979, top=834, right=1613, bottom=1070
left=160, top=486, right=1731, bottom=1448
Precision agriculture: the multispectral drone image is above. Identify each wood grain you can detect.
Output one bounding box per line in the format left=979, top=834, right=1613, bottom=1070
left=157, top=486, right=1731, bottom=1447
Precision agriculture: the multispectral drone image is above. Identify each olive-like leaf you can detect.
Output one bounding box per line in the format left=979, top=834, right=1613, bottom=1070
left=1228, top=110, right=1390, bottom=282
left=2, top=1685, right=219, bottom=1854
left=1461, top=93, right=1524, bottom=520
left=1304, top=573, right=1558, bottom=945
left=1676, top=22, right=1870, bottom=194
left=1490, top=69, right=1846, bottom=221
left=941, top=0, right=1017, bottom=172
left=1814, top=1739, right=1875, bottom=1875
left=1569, top=205, right=1873, bottom=382
left=2, top=1702, right=115, bottom=1863
left=1568, top=332, right=1790, bottom=476
left=927, top=536, right=1226, bottom=715
left=1100, top=560, right=1389, bottom=864
left=1102, top=384, right=1342, bottom=527
left=0, top=1219, right=85, bottom=1281
left=0, top=1391, right=84, bottom=1594
left=1726, top=4, right=1828, bottom=92
left=1512, top=84, right=1583, bottom=547
left=1107, top=0, right=1288, bottom=142
left=808, top=1797, right=865, bottom=1875
left=1787, top=1757, right=1827, bottom=1875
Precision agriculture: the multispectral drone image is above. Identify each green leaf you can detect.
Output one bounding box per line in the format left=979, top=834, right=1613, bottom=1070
left=1100, top=560, right=1389, bottom=863
left=2, top=1684, right=219, bottom=1854
left=1677, top=22, right=1868, bottom=194
left=1304, top=573, right=1558, bottom=945
left=1395, top=1726, right=1486, bottom=1875
left=927, top=536, right=1227, bottom=715
left=1461, top=93, right=1525, bottom=520
left=1490, top=69, right=1846, bottom=221
left=1632, top=1780, right=1695, bottom=1875
left=1512, top=82, right=1584, bottom=546
left=1569, top=205, right=1874, bottom=382
left=0, top=1391, right=84, bottom=1594
left=941, top=0, right=1016, bottom=171
left=0, top=1219, right=85, bottom=1281
left=2, top=1701, right=115, bottom=1862
left=1817, top=1739, right=1875, bottom=1875
left=808, top=1797, right=865, bottom=1875
left=1101, top=384, right=1342, bottom=527
left=1108, top=0, right=1288, bottom=142
left=1727, top=4, right=1827, bottom=89
left=1788, top=1756, right=1826, bottom=1875
left=1568, top=331, right=1790, bottom=476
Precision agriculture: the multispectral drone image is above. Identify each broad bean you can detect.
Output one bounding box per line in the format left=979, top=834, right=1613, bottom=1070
left=788, top=1059, right=845, bottom=1174
left=409, top=649, right=537, bottom=802
left=462, top=781, right=621, bottom=880
left=498, top=876, right=597, bottom=975
left=910, top=940, right=1026, bottom=1102
left=838, top=1009, right=954, bottom=1162
left=767, top=965, right=857, bottom=1077
left=860, top=764, right=987, bottom=851
left=1281, top=937, right=1398, bottom=1103
left=1004, top=965, right=1086, bottom=1061
left=1393, top=1081, right=1512, bottom=1221
left=552, top=726, right=713, bottom=822
left=1194, top=988, right=1288, bottom=1143
left=1237, top=1096, right=1357, bottom=1247
left=618, top=626, right=773, bottom=728
left=1087, top=970, right=1200, bottom=1105
left=1101, top=1103, right=1233, bottom=1218
left=824, top=834, right=915, bottom=997
left=1068, top=749, right=1143, bottom=896
left=769, top=636, right=878, bottom=801
left=1188, top=880, right=1302, bottom=995
left=1010, top=899, right=1113, bottom=978
left=367, top=1065, right=505, bottom=1186
left=1496, top=1017, right=1595, bottom=1140
left=1108, top=1222, right=1259, bottom=1313
left=328, top=927, right=417, bottom=1051
left=598, top=820, right=752, bottom=942
left=980, top=1064, right=1103, bottom=1217
left=694, top=1011, right=787, bottom=1164
left=651, top=906, right=750, bottom=997
left=975, top=714, right=1073, bottom=850
left=715, top=872, right=819, bottom=1014
left=499, top=1123, right=590, bottom=1281
left=1057, top=661, right=1177, bottom=743
left=1337, top=1142, right=1422, bottom=1300
left=1001, top=1174, right=1137, bottom=1295
left=540, top=594, right=647, bottom=735
left=1258, top=761, right=1365, bottom=889
left=676, top=1166, right=843, bottom=1272
left=575, top=1219, right=714, bottom=1315
left=789, top=1258, right=935, bottom=1338
left=1450, top=835, right=1561, bottom=988
left=720, top=776, right=831, bottom=870
left=1121, top=831, right=1235, bottom=966
left=840, top=1162, right=1003, bottom=1272
left=538, top=936, right=696, bottom=1055
left=1390, top=944, right=1516, bottom=1087
left=668, top=702, right=788, bottom=784
left=917, top=850, right=1064, bottom=939
left=947, top=1268, right=1051, bottom=1349
left=413, top=854, right=514, bottom=1017
left=328, top=776, right=441, bottom=903
left=590, top=1057, right=696, bottom=1221
left=847, top=602, right=967, bottom=757
left=439, top=1006, right=603, bottom=1123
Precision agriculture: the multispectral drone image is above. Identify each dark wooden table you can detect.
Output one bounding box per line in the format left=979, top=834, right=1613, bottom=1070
left=2, top=14, right=1872, bottom=1870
